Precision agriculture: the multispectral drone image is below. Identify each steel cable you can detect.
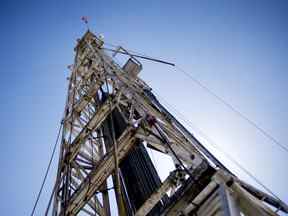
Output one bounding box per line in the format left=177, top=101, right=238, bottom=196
left=30, top=122, right=63, bottom=216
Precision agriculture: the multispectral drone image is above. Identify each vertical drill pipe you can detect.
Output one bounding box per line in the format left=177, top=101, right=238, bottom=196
left=98, top=129, right=112, bottom=216
left=104, top=65, right=127, bottom=216
left=109, top=110, right=127, bottom=216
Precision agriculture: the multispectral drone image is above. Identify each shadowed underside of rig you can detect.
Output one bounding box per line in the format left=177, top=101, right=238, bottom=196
left=47, top=31, right=288, bottom=216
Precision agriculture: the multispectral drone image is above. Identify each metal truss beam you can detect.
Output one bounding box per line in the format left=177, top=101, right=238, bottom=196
left=67, top=95, right=118, bottom=162
left=62, top=125, right=139, bottom=215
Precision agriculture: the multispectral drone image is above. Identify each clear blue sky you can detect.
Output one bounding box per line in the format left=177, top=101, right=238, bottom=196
left=0, top=0, right=287, bottom=215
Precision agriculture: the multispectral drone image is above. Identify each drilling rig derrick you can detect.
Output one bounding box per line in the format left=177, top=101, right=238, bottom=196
left=49, top=31, right=288, bottom=216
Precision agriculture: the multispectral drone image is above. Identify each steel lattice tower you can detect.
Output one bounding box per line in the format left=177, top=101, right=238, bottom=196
left=48, top=31, right=288, bottom=216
